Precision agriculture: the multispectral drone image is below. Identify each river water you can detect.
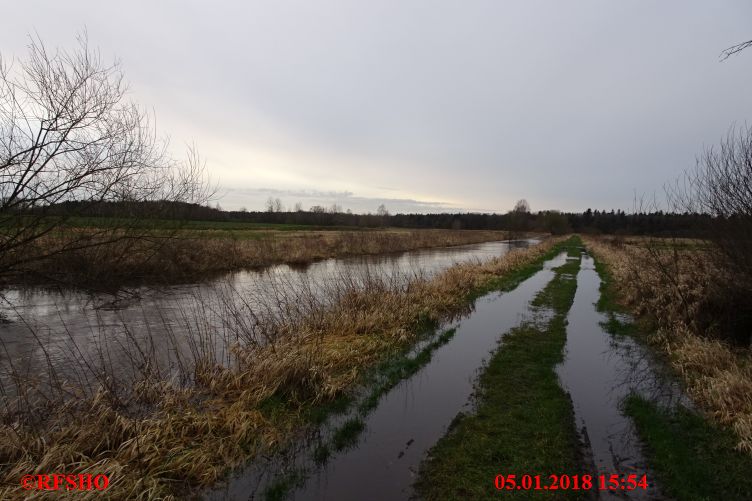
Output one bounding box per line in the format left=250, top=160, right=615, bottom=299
left=0, top=239, right=535, bottom=391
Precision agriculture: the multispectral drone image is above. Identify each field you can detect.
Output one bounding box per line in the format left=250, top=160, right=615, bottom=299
left=0, top=221, right=527, bottom=287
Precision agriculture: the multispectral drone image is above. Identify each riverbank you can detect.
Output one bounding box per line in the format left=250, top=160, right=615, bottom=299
left=6, top=228, right=531, bottom=289
left=0, top=237, right=564, bottom=499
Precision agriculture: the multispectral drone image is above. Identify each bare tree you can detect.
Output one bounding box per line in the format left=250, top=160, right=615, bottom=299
left=376, top=204, right=389, bottom=216
left=265, top=197, right=283, bottom=212
left=0, top=33, right=211, bottom=282
left=668, top=125, right=752, bottom=272
left=513, top=199, right=530, bottom=213
left=665, top=124, right=752, bottom=343
left=507, top=199, right=531, bottom=238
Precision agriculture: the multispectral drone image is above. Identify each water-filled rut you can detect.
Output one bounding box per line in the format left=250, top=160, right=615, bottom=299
left=557, top=252, right=684, bottom=500
left=206, top=247, right=681, bottom=501
left=205, top=252, right=570, bottom=500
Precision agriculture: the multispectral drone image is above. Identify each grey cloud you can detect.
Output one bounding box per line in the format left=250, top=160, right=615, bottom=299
left=221, top=187, right=458, bottom=213
left=2, top=1, right=752, bottom=213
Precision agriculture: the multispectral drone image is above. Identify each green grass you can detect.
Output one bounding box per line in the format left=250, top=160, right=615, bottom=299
left=592, top=255, right=625, bottom=315
left=415, top=237, right=585, bottom=500
left=302, top=393, right=354, bottom=426
left=624, top=394, right=752, bottom=501
left=330, top=417, right=366, bottom=451
left=591, top=250, right=645, bottom=340
left=263, top=469, right=307, bottom=501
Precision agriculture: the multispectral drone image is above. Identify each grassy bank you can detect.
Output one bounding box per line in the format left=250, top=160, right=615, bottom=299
left=0, top=237, right=567, bottom=499
left=585, top=236, right=752, bottom=498
left=8, top=228, right=527, bottom=288
left=416, top=237, right=584, bottom=500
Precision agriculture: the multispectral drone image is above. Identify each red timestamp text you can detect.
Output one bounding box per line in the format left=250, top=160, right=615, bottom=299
left=494, top=473, right=648, bottom=492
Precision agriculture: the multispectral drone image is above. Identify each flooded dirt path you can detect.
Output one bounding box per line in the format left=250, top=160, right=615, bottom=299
left=557, top=252, right=684, bottom=499
left=205, top=252, right=570, bottom=500
left=205, top=248, right=687, bottom=501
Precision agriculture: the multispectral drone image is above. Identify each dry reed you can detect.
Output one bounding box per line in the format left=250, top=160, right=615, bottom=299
left=0, top=237, right=561, bottom=499
left=7, top=229, right=528, bottom=288
left=584, top=236, right=752, bottom=454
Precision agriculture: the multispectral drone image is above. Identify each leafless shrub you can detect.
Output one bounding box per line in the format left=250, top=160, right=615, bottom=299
left=585, top=236, right=752, bottom=454
left=664, top=125, right=752, bottom=344
left=0, top=32, right=212, bottom=286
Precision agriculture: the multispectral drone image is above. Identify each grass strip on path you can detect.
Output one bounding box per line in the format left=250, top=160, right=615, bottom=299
left=260, top=240, right=582, bottom=500
left=415, top=237, right=585, bottom=500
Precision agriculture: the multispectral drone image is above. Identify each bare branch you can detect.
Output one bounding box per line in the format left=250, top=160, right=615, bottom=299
left=720, top=39, right=752, bottom=61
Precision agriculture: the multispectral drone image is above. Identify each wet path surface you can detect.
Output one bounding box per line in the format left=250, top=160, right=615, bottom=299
left=205, top=253, right=569, bottom=500
left=205, top=249, right=684, bottom=501
left=557, top=252, right=683, bottom=500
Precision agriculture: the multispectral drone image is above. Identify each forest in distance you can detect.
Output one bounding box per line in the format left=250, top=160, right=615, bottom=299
left=40, top=198, right=712, bottom=236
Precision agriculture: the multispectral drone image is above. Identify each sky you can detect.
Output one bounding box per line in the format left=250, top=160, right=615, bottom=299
left=3, top=1, right=752, bottom=213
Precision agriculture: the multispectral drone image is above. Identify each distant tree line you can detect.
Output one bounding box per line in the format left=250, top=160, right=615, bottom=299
left=39, top=199, right=713, bottom=237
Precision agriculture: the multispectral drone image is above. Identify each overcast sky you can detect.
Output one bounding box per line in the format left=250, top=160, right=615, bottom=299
left=3, top=1, right=752, bottom=213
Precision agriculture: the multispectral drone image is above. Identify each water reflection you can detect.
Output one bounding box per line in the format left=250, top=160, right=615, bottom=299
left=557, top=253, right=684, bottom=500
left=204, top=252, right=568, bottom=501
left=0, top=240, right=534, bottom=390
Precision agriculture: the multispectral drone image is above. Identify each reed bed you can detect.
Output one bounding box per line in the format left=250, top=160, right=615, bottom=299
left=584, top=236, right=752, bottom=454
left=7, top=228, right=522, bottom=287
left=0, top=237, right=561, bottom=499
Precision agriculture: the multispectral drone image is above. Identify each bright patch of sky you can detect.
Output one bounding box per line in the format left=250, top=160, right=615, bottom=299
left=3, top=1, right=751, bottom=213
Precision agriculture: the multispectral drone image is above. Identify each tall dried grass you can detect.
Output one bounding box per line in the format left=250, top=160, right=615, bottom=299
left=584, top=236, right=752, bottom=454
left=8, top=229, right=524, bottom=288
left=0, top=237, right=561, bottom=499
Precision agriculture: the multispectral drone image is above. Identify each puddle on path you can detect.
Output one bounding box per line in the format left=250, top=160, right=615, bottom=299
left=204, top=253, right=569, bottom=500
left=557, top=252, right=685, bottom=500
